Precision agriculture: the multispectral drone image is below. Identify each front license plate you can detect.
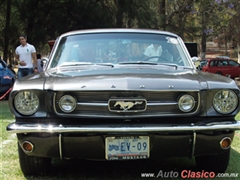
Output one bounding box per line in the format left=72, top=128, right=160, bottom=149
left=105, top=136, right=149, bottom=160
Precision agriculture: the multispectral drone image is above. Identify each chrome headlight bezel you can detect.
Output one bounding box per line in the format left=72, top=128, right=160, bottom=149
left=178, top=94, right=196, bottom=112
left=14, top=91, right=40, bottom=115
left=213, top=89, right=238, bottom=114
left=59, top=95, right=77, bottom=113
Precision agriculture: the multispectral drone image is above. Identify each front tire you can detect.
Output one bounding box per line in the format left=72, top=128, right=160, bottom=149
left=18, top=143, right=51, bottom=175
left=195, top=149, right=230, bottom=173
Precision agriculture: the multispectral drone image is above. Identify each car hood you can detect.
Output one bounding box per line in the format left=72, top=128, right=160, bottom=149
left=13, top=65, right=238, bottom=91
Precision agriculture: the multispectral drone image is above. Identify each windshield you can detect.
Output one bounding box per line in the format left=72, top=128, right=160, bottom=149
left=49, top=33, right=192, bottom=68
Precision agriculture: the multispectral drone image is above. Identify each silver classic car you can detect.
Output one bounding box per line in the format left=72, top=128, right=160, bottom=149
left=7, top=29, right=240, bottom=175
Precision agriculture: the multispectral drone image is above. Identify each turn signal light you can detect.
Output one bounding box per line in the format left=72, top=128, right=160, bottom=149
left=220, top=137, right=231, bottom=149
left=22, top=141, right=34, bottom=153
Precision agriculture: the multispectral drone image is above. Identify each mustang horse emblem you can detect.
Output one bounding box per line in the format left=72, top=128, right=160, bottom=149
left=114, top=101, right=143, bottom=111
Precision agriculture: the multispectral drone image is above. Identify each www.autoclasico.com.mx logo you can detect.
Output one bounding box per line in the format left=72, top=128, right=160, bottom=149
left=140, top=170, right=239, bottom=178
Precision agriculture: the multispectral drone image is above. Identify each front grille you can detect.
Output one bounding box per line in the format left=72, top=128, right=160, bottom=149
left=53, top=91, right=200, bottom=117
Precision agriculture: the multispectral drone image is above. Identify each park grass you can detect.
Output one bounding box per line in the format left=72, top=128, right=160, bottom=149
left=0, top=100, right=240, bottom=180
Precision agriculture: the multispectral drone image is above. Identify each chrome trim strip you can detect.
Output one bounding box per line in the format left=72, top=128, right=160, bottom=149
left=191, top=132, right=196, bottom=158
left=77, top=102, right=177, bottom=106
left=7, top=121, right=240, bottom=134
left=59, top=134, right=62, bottom=160
left=147, top=102, right=177, bottom=106
left=77, top=102, right=108, bottom=106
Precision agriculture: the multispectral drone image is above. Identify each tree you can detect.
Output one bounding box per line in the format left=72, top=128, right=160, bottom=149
left=0, top=0, right=239, bottom=62
left=3, top=0, right=11, bottom=63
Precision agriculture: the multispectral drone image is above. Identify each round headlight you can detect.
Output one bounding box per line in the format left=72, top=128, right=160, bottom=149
left=213, top=90, right=238, bottom=114
left=14, top=91, right=39, bottom=115
left=178, top=94, right=195, bottom=112
left=59, top=95, right=76, bottom=113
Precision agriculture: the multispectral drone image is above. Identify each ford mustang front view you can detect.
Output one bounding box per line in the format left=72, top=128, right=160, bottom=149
left=7, top=28, right=240, bottom=175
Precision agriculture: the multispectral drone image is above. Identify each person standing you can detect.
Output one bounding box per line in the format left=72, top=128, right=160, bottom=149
left=15, top=35, right=38, bottom=78
left=37, top=53, right=43, bottom=72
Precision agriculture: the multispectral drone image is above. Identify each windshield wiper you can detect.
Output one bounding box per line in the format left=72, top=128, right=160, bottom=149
left=119, top=61, right=179, bottom=69
left=96, top=63, right=114, bottom=67
left=183, top=67, right=194, bottom=70
left=59, top=62, right=93, bottom=66
left=158, top=63, right=179, bottom=69
left=59, top=62, right=114, bottom=67
left=119, top=61, right=158, bottom=65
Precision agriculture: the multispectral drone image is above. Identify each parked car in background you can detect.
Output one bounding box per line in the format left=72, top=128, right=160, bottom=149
left=216, top=55, right=230, bottom=59
left=7, top=29, right=240, bottom=176
left=201, top=58, right=240, bottom=78
left=196, top=59, right=209, bottom=71
left=0, top=59, right=15, bottom=99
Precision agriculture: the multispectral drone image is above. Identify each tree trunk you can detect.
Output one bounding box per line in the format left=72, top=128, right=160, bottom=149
left=224, top=36, right=228, bottom=55
left=201, top=33, right=207, bottom=59
left=200, top=2, right=207, bottom=59
left=3, top=0, right=11, bottom=63
left=115, top=0, right=125, bottom=28
left=238, top=43, right=240, bottom=63
left=159, top=0, right=166, bottom=30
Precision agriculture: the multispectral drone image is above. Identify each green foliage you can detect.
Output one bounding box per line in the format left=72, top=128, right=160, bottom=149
left=0, top=0, right=239, bottom=61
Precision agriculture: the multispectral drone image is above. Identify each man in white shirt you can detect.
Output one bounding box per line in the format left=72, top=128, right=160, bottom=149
left=15, top=35, right=38, bottom=78
left=144, top=44, right=162, bottom=61
left=144, top=43, right=173, bottom=62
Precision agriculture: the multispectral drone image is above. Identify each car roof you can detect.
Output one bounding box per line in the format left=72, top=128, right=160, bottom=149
left=60, top=28, right=179, bottom=38
left=216, top=56, right=230, bottom=59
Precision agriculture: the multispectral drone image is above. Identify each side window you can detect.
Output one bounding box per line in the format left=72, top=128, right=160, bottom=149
left=217, top=61, right=223, bottom=66
left=210, top=60, right=218, bottom=66
left=0, top=60, right=6, bottom=69
left=218, top=60, right=228, bottom=66
left=0, top=62, right=3, bottom=69
left=209, top=61, right=213, bottom=66
left=222, top=60, right=228, bottom=66
left=229, top=60, right=239, bottom=66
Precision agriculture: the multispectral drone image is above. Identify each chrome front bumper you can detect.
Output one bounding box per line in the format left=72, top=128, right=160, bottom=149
left=7, top=121, right=240, bottom=134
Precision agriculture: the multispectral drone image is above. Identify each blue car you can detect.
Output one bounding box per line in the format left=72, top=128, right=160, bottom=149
left=0, top=59, right=15, bottom=99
